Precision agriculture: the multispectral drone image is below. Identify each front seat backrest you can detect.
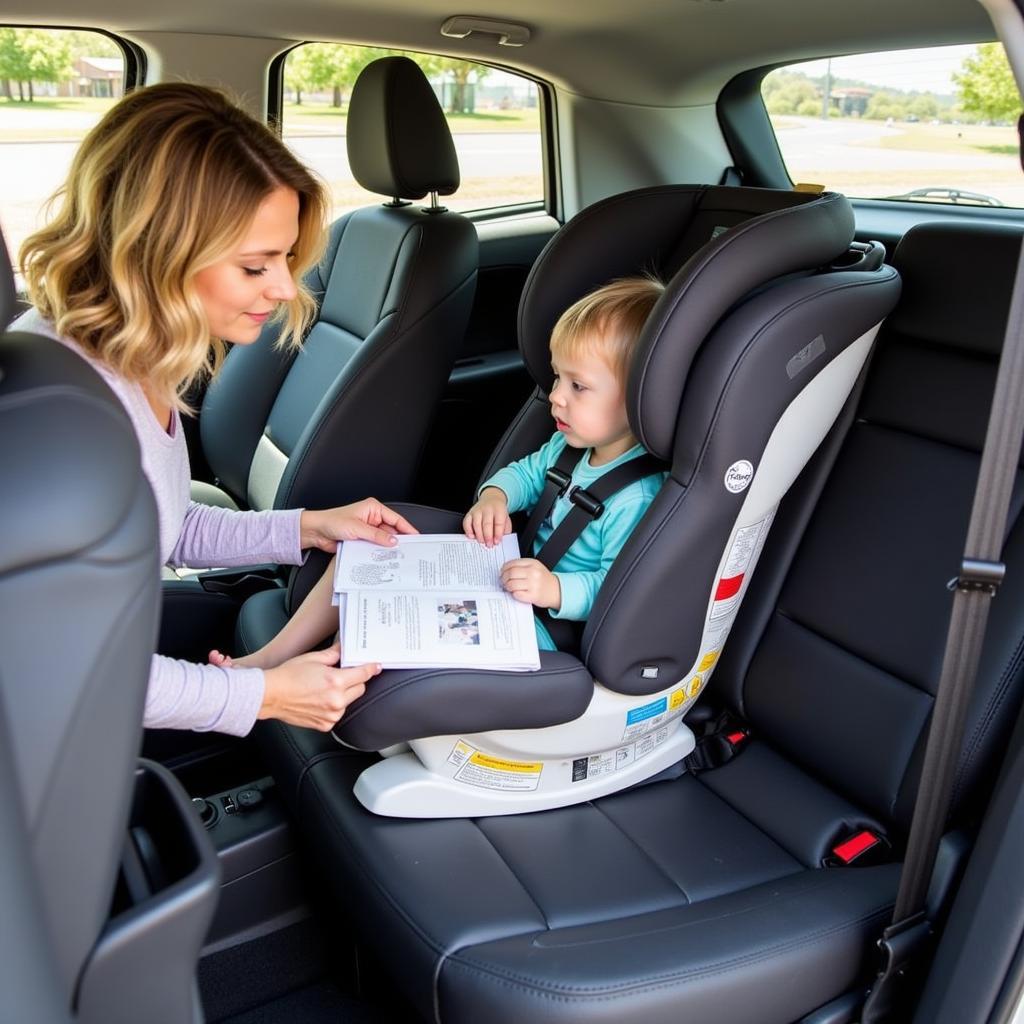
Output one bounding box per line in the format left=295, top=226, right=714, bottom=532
left=0, top=225, right=161, bottom=1001
left=198, top=56, right=478, bottom=513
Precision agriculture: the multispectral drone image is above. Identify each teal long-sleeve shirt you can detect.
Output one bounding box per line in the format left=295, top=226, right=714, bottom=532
left=480, top=431, right=667, bottom=650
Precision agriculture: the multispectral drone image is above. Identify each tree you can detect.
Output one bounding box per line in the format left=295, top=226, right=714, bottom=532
left=58, top=29, right=121, bottom=60
left=865, top=91, right=907, bottom=122
left=417, top=56, right=490, bottom=113
left=762, top=70, right=819, bottom=116
left=0, top=28, right=72, bottom=101
left=285, top=43, right=404, bottom=106
left=908, top=94, right=938, bottom=121
left=953, top=43, right=1022, bottom=124
left=284, top=44, right=316, bottom=104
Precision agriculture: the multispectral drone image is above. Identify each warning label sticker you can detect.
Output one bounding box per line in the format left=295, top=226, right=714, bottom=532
left=454, top=752, right=543, bottom=791
left=623, top=696, right=669, bottom=740
left=710, top=522, right=764, bottom=619
left=572, top=729, right=673, bottom=783
left=447, top=740, right=476, bottom=768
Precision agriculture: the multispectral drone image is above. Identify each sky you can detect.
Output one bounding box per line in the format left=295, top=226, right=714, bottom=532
left=796, top=44, right=981, bottom=96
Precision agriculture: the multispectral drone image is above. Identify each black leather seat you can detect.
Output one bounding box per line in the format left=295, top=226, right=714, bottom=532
left=0, top=226, right=219, bottom=1023
left=195, top=56, right=478, bottom=514
left=243, top=196, right=1024, bottom=1024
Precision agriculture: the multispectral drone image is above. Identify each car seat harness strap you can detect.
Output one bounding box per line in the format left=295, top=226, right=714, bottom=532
left=518, top=444, right=668, bottom=570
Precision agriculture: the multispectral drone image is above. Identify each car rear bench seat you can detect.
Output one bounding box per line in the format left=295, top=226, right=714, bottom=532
left=254, top=220, right=1024, bottom=1024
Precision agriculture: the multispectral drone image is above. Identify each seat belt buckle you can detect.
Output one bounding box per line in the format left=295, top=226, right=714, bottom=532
left=724, top=728, right=749, bottom=748
left=544, top=466, right=573, bottom=496
left=823, top=829, right=890, bottom=868
left=568, top=485, right=604, bottom=519
left=947, top=557, right=1005, bottom=595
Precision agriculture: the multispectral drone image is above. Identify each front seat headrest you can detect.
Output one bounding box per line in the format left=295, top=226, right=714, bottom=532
left=347, top=56, right=460, bottom=200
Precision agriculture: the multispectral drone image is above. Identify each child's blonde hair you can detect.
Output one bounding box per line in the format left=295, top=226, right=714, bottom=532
left=20, top=82, right=329, bottom=412
left=550, top=275, right=665, bottom=384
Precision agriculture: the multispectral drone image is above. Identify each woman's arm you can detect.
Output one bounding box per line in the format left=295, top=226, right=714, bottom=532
left=169, top=503, right=303, bottom=569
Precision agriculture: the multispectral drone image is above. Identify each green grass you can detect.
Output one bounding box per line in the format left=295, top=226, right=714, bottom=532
left=0, top=95, right=115, bottom=114
left=0, top=95, right=115, bottom=140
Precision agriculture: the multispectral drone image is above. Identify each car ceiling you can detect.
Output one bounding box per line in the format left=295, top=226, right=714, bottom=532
left=3, top=0, right=997, bottom=103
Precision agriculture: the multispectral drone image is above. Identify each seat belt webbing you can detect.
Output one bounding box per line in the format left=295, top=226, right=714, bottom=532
left=861, top=237, right=1024, bottom=1022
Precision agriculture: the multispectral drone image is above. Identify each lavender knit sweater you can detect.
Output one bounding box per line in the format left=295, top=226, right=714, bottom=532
left=18, top=309, right=303, bottom=735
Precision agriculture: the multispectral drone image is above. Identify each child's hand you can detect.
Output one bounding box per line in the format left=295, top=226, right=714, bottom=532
left=500, top=558, right=561, bottom=610
left=209, top=649, right=234, bottom=668
left=464, top=487, right=512, bottom=547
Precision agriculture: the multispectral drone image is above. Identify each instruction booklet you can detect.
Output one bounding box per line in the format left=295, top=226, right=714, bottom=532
left=333, top=534, right=541, bottom=671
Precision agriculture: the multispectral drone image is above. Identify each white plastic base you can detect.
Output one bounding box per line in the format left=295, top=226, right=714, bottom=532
left=353, top=718, right=694, bottom=817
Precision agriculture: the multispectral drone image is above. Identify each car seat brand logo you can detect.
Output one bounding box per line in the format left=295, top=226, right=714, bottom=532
left=724, top=460, right=754, bottom=493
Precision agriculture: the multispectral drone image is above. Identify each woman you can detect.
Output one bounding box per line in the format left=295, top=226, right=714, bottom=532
left=16, top=82, right=415, bottom=734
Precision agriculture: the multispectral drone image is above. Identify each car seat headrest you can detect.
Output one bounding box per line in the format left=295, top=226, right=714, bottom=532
left=629, top=191, right=855, bottom=456
left=888, top=221, right=1024, bottom=357
left=346, top=56, right=460, bottom=201
left=0, top=224, right=16, bottom=330
left=517, top=186, right=855, bottom=460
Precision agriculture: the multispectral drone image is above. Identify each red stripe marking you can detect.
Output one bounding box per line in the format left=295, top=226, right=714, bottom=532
left=715, top=574, right=744, bottom=601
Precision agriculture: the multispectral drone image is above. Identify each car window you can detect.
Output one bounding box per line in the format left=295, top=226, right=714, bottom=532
left=280, top=43, right=544, bottom=218
left=0, top=28, right=126, bottom=272
left=763, top=42, right=1024, bottom=209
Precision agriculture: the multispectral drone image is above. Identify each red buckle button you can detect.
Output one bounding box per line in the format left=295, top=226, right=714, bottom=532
left=725, top=730, right=748, bottom=746
left=832, top=830, right=880, bottom=865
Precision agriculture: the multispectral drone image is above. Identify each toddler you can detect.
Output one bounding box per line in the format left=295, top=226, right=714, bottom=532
left=464, top=275, right=667, bottom=650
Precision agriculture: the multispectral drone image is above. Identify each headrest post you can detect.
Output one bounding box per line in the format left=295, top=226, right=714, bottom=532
left=424, top=189, right=448, bottom=215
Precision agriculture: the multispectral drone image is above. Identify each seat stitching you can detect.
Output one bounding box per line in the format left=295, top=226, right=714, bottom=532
left=859, top=416, right=1004, bottom=459
left=445, top=903, right=893, bottom=999
left=278, top=272, right=476, bottom=508
left=952, top=622, right=1024, bottom=807
left=774, top=607, right=931, bottom=698
left=471, top=821, right=552, bottom=929
left=590, top=800, right=693, bottom=904
left=691, top=768, right=816, bottom=868
left=303, top=765, right=454, bottom=957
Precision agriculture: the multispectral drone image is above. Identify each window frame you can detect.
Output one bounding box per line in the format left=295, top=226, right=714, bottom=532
left=267, top=42, right=554, bottom=220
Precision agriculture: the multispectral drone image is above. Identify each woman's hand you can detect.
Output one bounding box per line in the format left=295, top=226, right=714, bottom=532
left=258, top=644, right=380, bottom=731
left=500, top=558, right=561, bottom=610
left=300, top=498, right=418, bottom=553
left=464, top=487, right=512, bottom=547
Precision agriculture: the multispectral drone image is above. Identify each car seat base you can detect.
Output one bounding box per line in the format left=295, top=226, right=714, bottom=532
left=353, top=719, right=695, bottom=817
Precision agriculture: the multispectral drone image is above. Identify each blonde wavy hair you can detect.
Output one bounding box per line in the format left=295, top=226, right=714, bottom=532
left=20, top=82, right=329, bottom=410
left=550, top=275, right=665, bottom=385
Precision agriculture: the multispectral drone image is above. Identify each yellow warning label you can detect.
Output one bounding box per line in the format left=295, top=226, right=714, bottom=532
left=698, top=651, right=720, bottom=672
left=687, top=676, right=703, bottom=698
left=469, top=752, right=543, bottom=774
left=669, top=688, right=686, bottom=710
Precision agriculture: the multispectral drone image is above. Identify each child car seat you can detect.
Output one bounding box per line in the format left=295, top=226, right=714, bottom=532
left=245, top=184, right=901, bottom=816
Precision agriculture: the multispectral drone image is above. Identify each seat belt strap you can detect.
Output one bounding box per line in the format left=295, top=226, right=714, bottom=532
left=861, top=236, right=1024, bottom=1023
left=517, top=443, right=581, bottom=556
left=534, top=454, right=667, bottom=570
